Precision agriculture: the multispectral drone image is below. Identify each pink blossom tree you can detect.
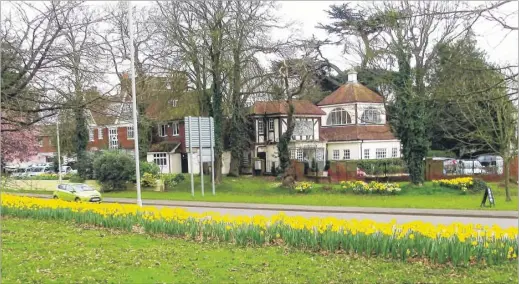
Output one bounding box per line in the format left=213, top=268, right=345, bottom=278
left=1, top=123, right=39, bottom=162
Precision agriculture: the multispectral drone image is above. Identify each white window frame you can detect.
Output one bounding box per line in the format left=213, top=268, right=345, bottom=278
left=332, top=150, right=340, bottom=160
left=392, top=147, right=398, bottom=158
left=343, top=149, right=350, bottom=160
left=296, top=148, right=303, bottom=161
left=290, top=149, right=296, bottom=160
left=159, top=124, right=167, bottom=137
left=170, top=99, right=178, bottom=107
left=258, top=120, right=264, bottom=135
left=153, top=153, right=167, bottom=166
left=109, top=128, right=118, bottom=149
left=364, top=149, right=370, bottom=159
left=327, top=108, right=351, bottom=126
left=98, top=128, right=103, bottom=140
left=88, top=129, right=94, bottom=141
left=172, top=122, right=179, bottom=136
left=127, top=126, right=134, bottom=140
left=360, top=107, right=381, bottom=124
left=376, top=148, right=387, bottom=159
left=268, top=119, right=274, bottom=131
left=38, top=138, right=43, bottom=147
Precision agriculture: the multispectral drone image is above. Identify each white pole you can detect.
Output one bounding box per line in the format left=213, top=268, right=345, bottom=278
left=188, top=117, right=194, bottom=197
left=210, top=117, right=215, bottom=195
left=56, top=112, right=62, bottom=184
left=199, top=117, right=204, bottom=197
left=129, top=2, right=142, bottom=207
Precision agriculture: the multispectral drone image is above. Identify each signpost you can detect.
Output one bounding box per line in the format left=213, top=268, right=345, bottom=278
left=480, top=186, right=495, bottom=207
left=185, top=116, right=215, bottom=197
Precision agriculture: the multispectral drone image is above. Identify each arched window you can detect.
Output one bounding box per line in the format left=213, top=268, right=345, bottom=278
left=326, top=108, right=351, bottom=126
left=360, top=107, right=381, bottom=124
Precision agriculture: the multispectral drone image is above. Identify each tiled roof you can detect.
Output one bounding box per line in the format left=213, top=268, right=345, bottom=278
left=149, top=141, right=181, bottom=152
left=320, top=124, right=397, bottom=141
left=317, top=83, right=383, bottom=106
left=251, top=100, right=325, bottom=116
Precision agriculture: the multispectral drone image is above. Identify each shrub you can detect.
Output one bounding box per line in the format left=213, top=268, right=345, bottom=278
left=139, top=162, right=160, bottom=180
left=68, top=174, right=84, bottom=183
left=161, top=173, right=185, bottom=190
left=471, top=179, right=487, bottom=192
left=294, top=182, right=312, bottom=193
left=93, top=151, right=135, bottom=192
left=173, top=173, right=185, bottom=184
left=322, top=185, right=334, bottom=191
left=357, top=159, right=407, bottom=176
left=141, top=173, right=157, bottom=188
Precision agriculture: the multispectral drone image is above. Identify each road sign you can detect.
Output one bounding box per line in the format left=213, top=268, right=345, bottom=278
left=185, top=116, right=215, bottom=197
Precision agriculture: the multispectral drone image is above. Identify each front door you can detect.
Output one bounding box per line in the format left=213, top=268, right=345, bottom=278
left=181, top=153, right=189, bottom=173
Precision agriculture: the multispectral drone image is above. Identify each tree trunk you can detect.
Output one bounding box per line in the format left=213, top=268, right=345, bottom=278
left=504, top=160, right=511, bottom=201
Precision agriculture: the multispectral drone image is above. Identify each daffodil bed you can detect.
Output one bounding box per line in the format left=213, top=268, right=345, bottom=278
left=3, top=194, right=517, bottom=266
left=340, top=181, right=402, bottom=194
left=433, top=177, right=474, bottom=192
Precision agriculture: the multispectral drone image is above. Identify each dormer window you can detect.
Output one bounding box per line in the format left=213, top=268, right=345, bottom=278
left=327, top=108, right=351, bottom=126
left=360, top=107, right=381, bottom=124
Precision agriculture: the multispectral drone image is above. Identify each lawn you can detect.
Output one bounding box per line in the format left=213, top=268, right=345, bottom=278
left=5, top=176, right=518, bottom=210
left=2, top=217, right=516, bottom=284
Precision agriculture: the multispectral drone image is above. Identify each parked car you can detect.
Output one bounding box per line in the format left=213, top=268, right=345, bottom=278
left=457, top=160, right=486, bottom=175
left=476, top=155, right=503, bottom=174
left=27, top=166, right=53, bottom=177
left=53, top=183, right=102, bottom=203
left=11, top=167, right=29, bottom=178
left=59, top=166, right=77, bottom=175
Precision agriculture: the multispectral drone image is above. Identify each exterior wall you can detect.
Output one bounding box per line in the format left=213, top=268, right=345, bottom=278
left=170, top=153, right=182, bottom=174
left=255, top=145, right=279, bottom=173
left=156, top=121, right=186, bottom=153
left=326, top=140, right=401, bottom=160
left=222, top=151, right=231, bottom=175
left=39, top=136, right=56, bottom=153
left=327, top=141, right=361, bottom=160
left=88, top=127, right=110, bottom=150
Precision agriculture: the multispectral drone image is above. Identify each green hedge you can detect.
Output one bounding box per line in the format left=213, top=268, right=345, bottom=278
left=356, top=159, right=407, bottom=175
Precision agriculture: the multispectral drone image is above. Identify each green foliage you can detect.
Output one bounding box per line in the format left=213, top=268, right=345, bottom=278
left=141, top=173, right=157, bottom=188
left=161, top=173, right=186, bottom=190
left=74, top=107, right=89, bottom=179
left=356, top=159, right=407, bottom=175
left=138, top=162, right=160, bottom=180
left=68, top=174, right=85, bottom=183
left=93, top=151, right=135, bottom=192
left=389, top=47, right=429, bottom=185
left=471, top=179, right=488, bottom=193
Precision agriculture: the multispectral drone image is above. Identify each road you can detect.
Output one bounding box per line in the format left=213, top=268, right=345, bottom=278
left=12, top=193, right=518, bottom=227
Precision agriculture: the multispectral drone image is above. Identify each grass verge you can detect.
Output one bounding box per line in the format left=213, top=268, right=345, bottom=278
left=2, top=217, right=516, bottom=284
left=4, top=176, right=518, bottom=210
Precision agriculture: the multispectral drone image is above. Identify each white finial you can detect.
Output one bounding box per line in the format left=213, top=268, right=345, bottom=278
left=348, top=69, right=357, bottom=83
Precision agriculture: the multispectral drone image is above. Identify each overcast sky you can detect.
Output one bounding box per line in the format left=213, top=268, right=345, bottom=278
left=275, top=1, right=518, bottom=70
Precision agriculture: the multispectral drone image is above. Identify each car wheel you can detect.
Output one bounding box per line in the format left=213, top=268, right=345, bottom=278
left=74, top=197, right=80, bottom=202
left=53, top=195, right=58, bottom=199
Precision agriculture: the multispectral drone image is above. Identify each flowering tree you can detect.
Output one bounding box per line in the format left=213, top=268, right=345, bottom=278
left=1, top=125, right=39, bottom=162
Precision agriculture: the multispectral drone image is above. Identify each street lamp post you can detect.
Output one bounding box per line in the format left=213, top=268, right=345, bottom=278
left=128, top=2, right=142, bottom=207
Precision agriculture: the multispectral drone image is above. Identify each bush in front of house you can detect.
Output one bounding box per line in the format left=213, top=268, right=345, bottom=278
left=161, top=173, right=186, bottom=190
left=93, top=151, right=135, bottom=192
left=141, top=173, right=157, bottom=188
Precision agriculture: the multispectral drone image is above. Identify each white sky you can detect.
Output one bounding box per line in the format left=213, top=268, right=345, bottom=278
left=275, top=1, right=518, bottom=70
